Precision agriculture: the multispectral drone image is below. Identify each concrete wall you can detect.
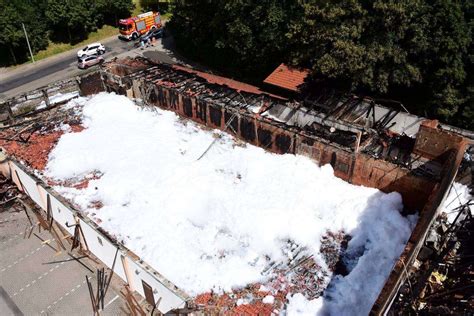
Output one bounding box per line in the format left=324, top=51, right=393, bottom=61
left=0, top=78, right=80, bottom=120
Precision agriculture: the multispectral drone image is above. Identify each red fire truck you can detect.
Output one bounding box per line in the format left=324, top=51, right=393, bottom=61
left=119, top=11, right=162, bottom=40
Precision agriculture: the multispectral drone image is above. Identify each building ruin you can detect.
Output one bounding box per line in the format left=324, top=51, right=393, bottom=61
left=0, top=57, right=472, bottom=314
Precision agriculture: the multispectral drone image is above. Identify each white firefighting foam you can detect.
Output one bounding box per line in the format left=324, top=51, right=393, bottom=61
left=46, top=93, right=417, bottom=315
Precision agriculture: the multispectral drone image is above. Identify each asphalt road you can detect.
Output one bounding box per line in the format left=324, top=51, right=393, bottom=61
left=0, top=36, right=137, bottom=98
left=0, top=32, right=185, bottom=100
left=0, top=204, right=127, bottom=315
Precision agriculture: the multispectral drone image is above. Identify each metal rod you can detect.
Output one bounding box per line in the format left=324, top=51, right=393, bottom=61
left=102, top=248, right=119, bottom=303
left=86, top=275, right=98, bottom=314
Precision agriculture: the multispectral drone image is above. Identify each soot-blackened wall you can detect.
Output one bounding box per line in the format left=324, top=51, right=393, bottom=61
left=102, top=75, right=462, bottom=213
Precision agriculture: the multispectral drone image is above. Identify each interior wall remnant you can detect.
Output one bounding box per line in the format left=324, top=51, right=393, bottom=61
left=351, top=155, right=436, bottom=211
left=371, top=136, right=468, bottom=315
left=81, top=58, right=467, bottom=315
left=209, top=105, right=222, bottom=128
left=97, top=70, right=468, bottom=214
left=414, top=123, right=466, bottom=161
left=78, top=72, right=105, bottom=96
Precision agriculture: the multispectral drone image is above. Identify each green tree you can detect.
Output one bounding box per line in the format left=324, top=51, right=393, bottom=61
left=287, top=1, right=426, bottom=93
left=140, top=0, right=172, bottom=13
left=0, top=0, right=49, bottom=65
left=452, top=0, right=474, bottom=129
left=170, top=0, right=472, bottom=129
left=418, top=0, right=470, bottom=121
left=168, top=0, right=301, bottom=82
left=0, top=2, right=24, bottom=64
left=288, top=0, right=471, bottom=127
left=95, top=0, right=135, bottom=26
left=45, top=0, right=98, bottom=43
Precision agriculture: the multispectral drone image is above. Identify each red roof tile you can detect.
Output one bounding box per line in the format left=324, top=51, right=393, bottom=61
left=263, top=63, right=310, bottom=92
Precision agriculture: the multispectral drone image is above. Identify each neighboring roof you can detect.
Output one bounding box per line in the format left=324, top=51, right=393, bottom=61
left=263, top=63, right=310, bottom=92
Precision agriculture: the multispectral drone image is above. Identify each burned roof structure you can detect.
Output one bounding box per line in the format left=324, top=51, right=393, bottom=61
left=0, top=56, right=472, bottom=314
left=100, top=57, right=471, bottom=313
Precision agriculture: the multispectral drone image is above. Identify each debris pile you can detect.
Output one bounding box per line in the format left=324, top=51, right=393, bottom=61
left=0, top=97, right=83, bottom=171
left=391, top=191, right=474, bottom=314
left=0, top=92, right=419, bottom=315
left=194, top=233, right=347, bottom=314
left=0, top=173, right=20, bottom=209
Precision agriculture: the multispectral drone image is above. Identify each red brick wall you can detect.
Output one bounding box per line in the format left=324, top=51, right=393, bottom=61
left=352, top=155, right=435, bottom=211
left=414, top=123, right=465, bottom=161
left=295, top=133, right=434, bottom=211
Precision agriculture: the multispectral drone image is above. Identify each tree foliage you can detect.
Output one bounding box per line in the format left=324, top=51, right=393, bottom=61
left=95, top=0, right=136, bottom=26
left=168, top=0, right=301, bottom=82
left=170, top=0, right=473, bottom=129
left=288, top=1, right=425, bottom=93
left=0, top=0, right=134, bottom=66
left=0, top=0, right=49, bottom=64
left=45, top=0, right=99, bottom=43
left=45, top=0, right=134, bottom=43
left=140, top=0, right=173, bottom=14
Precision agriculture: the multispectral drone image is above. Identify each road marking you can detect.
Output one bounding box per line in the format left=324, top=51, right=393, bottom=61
left=39, top=280, right=87, bottom=314
left=0, top=244, right=47, bottom=273
left=11, top=261, right=66, bottom=297
left=1, top=232, right=23, bottom=244
left=1, top=212, right=19, bottom=223
left=103, top=294, right=120, bottom=309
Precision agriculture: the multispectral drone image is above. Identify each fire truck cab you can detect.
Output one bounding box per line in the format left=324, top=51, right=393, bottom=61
left=119, top=11, right=162, bottom=41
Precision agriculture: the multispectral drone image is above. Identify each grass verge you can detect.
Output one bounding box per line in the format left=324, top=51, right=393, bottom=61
left=10, top=0, right=172, bottom=67
left=132, top=0, right=173, bottom=20
left=32, top=25, right=118, bottom=62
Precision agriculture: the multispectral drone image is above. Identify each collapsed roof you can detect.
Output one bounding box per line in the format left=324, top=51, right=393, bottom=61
left=0, top=56, right=471, bottom=314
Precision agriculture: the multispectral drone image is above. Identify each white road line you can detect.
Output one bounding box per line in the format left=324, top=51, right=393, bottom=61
left=12, top=261, right=66, bottom=297
left=0, top=244, right=47, bottom=273
left=1, top=232, right=23, bottom=244
left=2, top=212, right=19, bottom=222
left=39, top=280, right=87, bottom=314
left=103, top=294, right=120, bottom=310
